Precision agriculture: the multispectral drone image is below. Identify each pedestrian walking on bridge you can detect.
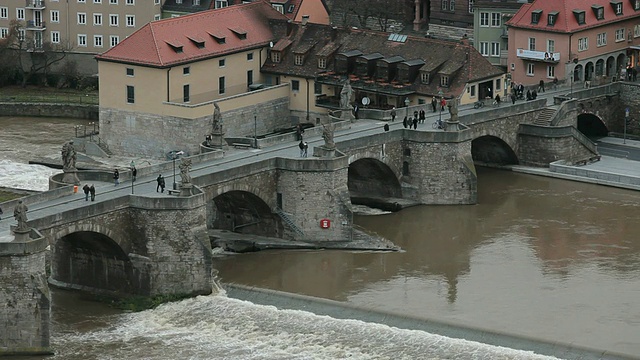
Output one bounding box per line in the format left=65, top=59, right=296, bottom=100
left=89, top=184, right=96, bottom=201
left=113, top=169, right=120, bottom=186
left=83, top=184, right=90, bottom=201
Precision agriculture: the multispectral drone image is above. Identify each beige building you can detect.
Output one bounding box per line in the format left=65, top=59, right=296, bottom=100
left=0, top=0, right=162, bottom=73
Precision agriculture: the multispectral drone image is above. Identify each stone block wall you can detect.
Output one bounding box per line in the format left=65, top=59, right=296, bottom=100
left=518, top=134, right=595, bottom=167
left=0, top=236, right=51, bottom=356
left=99, top=97, right=290, bottom=159
left=0, top=102, right=98, bottom=120
left=618, top=82, right=640, bottom=125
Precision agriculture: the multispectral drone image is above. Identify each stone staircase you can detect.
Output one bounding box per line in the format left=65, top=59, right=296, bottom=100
left=96, top=137, right=114, bottom=157
left=275, top=207, right=304, bottom=238
left=532, top=107, right=558, bottom=126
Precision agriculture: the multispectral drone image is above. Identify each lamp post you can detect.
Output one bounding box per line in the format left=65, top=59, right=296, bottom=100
left=171, top=151, right=184, bottom=190
left=404, top=97, right=410, bottom=117
left=571, top=57, right=579, bottom=98
left=624, top=107, right=630, bottom=144
left=130, top=160, right=135, bottom=194
left=438, top=89, right=444, bottom=125
left=253, top=110, right=258, bottom=149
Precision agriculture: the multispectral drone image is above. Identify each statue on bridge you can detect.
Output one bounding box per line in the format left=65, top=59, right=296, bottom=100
left=321, top=121, right=336, bottom=150
left=340, top=78, right=353, bottom=110
left=447, top=98, right=459, bottom=123
left=61, top=140, right=77, bottom=171
left=212, top=102, right=222, bottom=133
left=179, top=157, right=192, bottom=185
left=13, top=200, right=29, bottom=233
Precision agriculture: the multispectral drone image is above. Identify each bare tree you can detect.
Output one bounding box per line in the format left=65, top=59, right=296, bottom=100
left=370, top=0, right=407, bottom=32
left=332, top=0, right=411, bottom=31
left=3, top=20, right=71, bottom=87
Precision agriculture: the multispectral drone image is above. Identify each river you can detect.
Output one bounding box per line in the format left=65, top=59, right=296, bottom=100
left=2, top=116, right=639, bottom=359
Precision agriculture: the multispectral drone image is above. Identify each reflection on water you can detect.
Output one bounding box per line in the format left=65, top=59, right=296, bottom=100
left=217, top=168, right=640, bottom=357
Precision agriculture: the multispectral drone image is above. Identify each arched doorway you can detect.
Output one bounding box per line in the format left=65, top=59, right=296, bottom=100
left=212, top=191, right=281, bottom=238
left=585, top=62, right=594, bottom=81
left=616, top=53, right=627, bottom=74
left=573, top=64, right=583, bottom=82
left=471, top=136, right=519, bottom=165
left=606, top=56, right=615, bottom=76
left=577, top=113, right=608, bottom=137
left=348, top=158, right=402, bottom=210
left=595, top=59, right=605, bottom=77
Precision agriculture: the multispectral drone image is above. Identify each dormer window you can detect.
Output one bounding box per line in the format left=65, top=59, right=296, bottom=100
left=547, top=12, right=558, bottom=26
left=272, top=4, right=284, bottom=13
left=230, top=27, right=247, bottom=40
left=166, top=40, right=184, bottom=53
left=531, top=10, right=542, bottom=24
left=611, top=1, right=623, bottom=15
left=271, top=51, right=281, bottom=63
left=208, top=32, right=226, bottom=44
left=440, top=75, right=449, bottom=87
left=295, top=54, right=304, bottom=66
left=573, top=10, right=586, bottom=25
left=421, top=72, right=429, bottom=84
left=318, top=57, right=326, bottom=69
left=592, top=5, right=605, bottom=19
left=632, top=0, right=640, bottom=11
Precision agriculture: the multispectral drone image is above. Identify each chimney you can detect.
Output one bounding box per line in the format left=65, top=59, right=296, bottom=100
left=287, top=20, right=293, bottom=36
left=302, top=15, right=309, bottom=26
left=331, top=26, right=338, bottom=41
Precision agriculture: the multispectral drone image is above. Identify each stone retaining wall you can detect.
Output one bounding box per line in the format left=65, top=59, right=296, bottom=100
left=0, top=102, right=98, bottom=120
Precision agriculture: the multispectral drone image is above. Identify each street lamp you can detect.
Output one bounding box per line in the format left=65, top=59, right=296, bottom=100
left=438, top=89, right=444, bottom=125
left=404, top=97, right=410, bottom=117
left=253, top=110, right=258, bottom=149
left=171, top=151, right=184, bottom=190
left=130, top=160, right=135, bottom=194
left=570, top=57, right=579, bottom=97
left=624, top=107, right=630, bottom=144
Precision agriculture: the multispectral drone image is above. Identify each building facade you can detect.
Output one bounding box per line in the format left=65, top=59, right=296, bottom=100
left=428, top=0, right=475, bottom=40
left=506, top=0, right=640, bottom=87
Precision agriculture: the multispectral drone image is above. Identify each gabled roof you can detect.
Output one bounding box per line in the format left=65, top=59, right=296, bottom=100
left=507, top=0, right=640, bottom=33
left=96, top=2, right=289, bottom=67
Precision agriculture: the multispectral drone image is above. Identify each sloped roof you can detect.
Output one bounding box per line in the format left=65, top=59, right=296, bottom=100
left=96, top=2, right=288, bottom=67
left=507, top=0, right=640, bottom=33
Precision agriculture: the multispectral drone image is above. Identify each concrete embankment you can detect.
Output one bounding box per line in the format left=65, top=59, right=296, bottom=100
left=225, top=284, right=638, bottom=360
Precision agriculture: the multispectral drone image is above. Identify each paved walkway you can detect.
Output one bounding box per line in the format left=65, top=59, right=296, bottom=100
left=1, top=84, right=637, bottom=240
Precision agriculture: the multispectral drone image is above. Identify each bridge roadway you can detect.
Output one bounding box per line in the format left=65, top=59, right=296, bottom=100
left=0, top=83, right=633, bottom=240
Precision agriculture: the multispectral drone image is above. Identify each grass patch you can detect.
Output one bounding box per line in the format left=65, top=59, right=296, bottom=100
left=0, top=190, right=22, bottom=202
left=96, top=293, right=193, bottom=312
left=0, top=85, right=98, bottom=105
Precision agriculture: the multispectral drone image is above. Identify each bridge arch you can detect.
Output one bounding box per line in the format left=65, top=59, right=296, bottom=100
left=577, top=113, right=608, bottom=137
left=52, top=224, right=137, bottom=295
left=347, top=158, right=402, bottom=198
left=212, top=190, right=281, bottom=238
left=471, top=135, right=518, bottom=165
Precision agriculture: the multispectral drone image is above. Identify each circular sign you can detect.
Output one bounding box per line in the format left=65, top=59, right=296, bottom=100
left=361, top=97, right=370, bottom=106
left=320, top=219, right=331, bottom=229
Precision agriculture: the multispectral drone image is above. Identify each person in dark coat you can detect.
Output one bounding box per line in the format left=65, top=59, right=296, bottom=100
left=510, top=93, right=516, bottom=104
left=113, top=169, right=119, bottom=186
left=89, top=184, right=96, bottom=201
left=383, top=123, right=390, bottom=132
left=419, top=109, right=425, bottom=124
left=526, top=89, right=532, bottom=101
left=83, top=184, right=90, bottom=201
left=390, top=107, right=396, bottom=122
left=132, top=166, right=137, bottom=182
left=412, top=117, right=418, bottom=129
left=532, top=90, right=537, bottom=99
left=538, top=79, right=545, bottom=92
left=431, top=97, right=437, bottom=112
left=403, top=116, right=408, bottom=128
left=157, top=174, right=164, bottom=192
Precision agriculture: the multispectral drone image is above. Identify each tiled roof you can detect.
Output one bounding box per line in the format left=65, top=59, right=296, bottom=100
left=96, top=2, right=289, bottom=67
left=163, top=0, right=213, bottom=13
left=263, top=24, right=504, bottom=98
left=507, top=0, right=640, bottom=33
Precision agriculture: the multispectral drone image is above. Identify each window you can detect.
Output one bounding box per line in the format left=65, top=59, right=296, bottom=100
left=247, top=52, right=253, bottom=61
left=468, top=0, right=474, bottom=13
left=547, top=65, right=555, bottom=78
left=636, top=25, right=640, bottom=37
left=183, top=84, right=190, bottom=102
left=531, top=10, right=541, bottom=24
left=78, top=13, right=87, bottom=25
left=78, top=0, right=86, bottom=2
left=17, top=8, right=25, bottom=20
left=18, top=29, right=25, bottom=41
left=615, top=28, right=625, bottom=41
left=318, top=57, right=326, bottom=69
left=218, top=77, right=225, bottom=94
left=528, top=37, right=536, bottom=50
left=126, top=0, right=134, bottom=4
left=470, top=85, right=476, bottom=97
left=0, top=7, right=7, bottom=19
left=94, top=0, right=102, bottom=3
left=597, top=32, right=607, bottom=46
left=441, top=0, right=448, bottom=10
left=110, top=0, right=118, bottom=4
left=183, top=66, right=190, bottom=75
left=440, top=75, right=449, bottom=87
left=94, top=35, right=103, bottom=47
left=215, top=0, right=228, bottom=8
left=94, top=13, right=102, bottom=26
left=574, top=11, right=585, bottom=25
left=578, top=37, right=588, bottom=51
left=612, top=1, right=623, bottom=15
left=176, top=0, right=181, bottom=3
left=480, top=12, right=489, bottom=26
left=527, top=63, right=535, bottom=76
left=291, top=80, right=300, bottom=91
left=479, top=41, right=489, bottom=56
left=51, top=31, right=60, bottom=43
left=126, top=15, right=135, bottom=27
left=491, top=42, right=500, bottom=57
left=421, top=72, right=429, bottom=83
left=155, top=0, right=160, bottom=4
left=51, top=11, right=60, bottom=23
left=126, top=68, right=134, bottom=76
left=592, top=5, right=604, bottom=19
left=271, top=51, right=281, bottom=63
left=247, top=70, right=253, bottom=85
left=450, top=0, right=455, bottom=11
left=109, top=14, right=118, bottom=26
left=0, top=28, right=8, bottom=38
left=634, top=0, right=640, bottom=10
left=218, top=59, right=225, bottom=67
left=110, top=35, right=119, bottom=47
left=194, top=0, right=200, bottom=5
left=547, top=13, right=556, bottom=26
left=78, top=34, right=87, bottom=46
left=314, top=82, right=322, bottom=94
left=496, top=78, right=501, bottom=91
left=126, top=85, right=134, bottom=104
left=491, top=13, right=500, bottom=27
left=547, top=39, right=555, bottom=53
left=295, top=54, right=304, bottom=65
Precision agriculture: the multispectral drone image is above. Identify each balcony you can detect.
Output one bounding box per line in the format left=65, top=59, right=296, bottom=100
left=25, top=0, right=45, bottom=10
left=26, top=20, right=46, bottom=31
left=516, top=49, right=560, bottom=63
left=25, top=41, right=44, bottom=52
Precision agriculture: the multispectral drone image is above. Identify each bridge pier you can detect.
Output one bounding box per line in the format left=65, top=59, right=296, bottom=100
left=0, top=229, right=52, bottom=356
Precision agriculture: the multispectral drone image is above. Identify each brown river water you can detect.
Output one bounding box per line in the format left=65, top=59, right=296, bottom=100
left=2, top=116, right=639, bottom=359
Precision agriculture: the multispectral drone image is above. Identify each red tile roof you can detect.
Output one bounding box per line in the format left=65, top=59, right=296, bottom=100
left=507, top=0, right=640, bottom=33
left=96, top=1, right=288, bottom=67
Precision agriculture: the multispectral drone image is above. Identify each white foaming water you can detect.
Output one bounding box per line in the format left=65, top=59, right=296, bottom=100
left=53, top=293, right=561, bottom=360
left=0, top=159, right=59, bottom=192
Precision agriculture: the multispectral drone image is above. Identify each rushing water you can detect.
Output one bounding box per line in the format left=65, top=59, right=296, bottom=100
left=3, top=116, right=640, bottom=359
